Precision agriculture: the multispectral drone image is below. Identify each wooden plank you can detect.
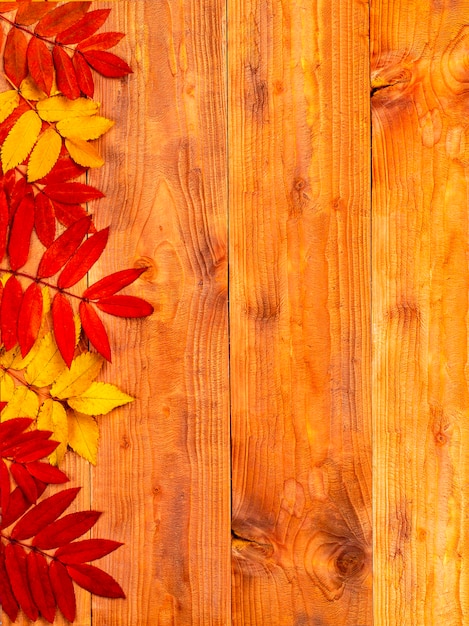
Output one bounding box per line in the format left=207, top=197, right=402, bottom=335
left=228, top=0, right=372, bottom=623
left=372, top=1, right=469, bottom=623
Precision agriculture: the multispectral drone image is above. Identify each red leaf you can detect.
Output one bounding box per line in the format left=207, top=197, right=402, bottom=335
left=0, top=187, right=8, bottom=261
left=0, top=275, right=23, bottom=351
left=0, top=543, right=19, bottom=622
left=8, top=192, right=34, bottom=270
left=97, top=295, right=154, bottom=318
left=84, top=267, right=148, bottom=300
left=58, top=226, right=109, bottom=289
left=0, top=418, right=33, bottom=443
left=35, top=193, right=56, bottom=247
left=10, top=462, right=38, bottom=504
left=55, top=539, right=123, bottom=564
left=37, top=214, right=92, bottom=278
left=72, top=49, right=94, bottom=97
left=39, top=153, right=87, bottom=185
left=15, top=2, right=58, bottom=26
left=27, top=37, right=54, bottom=95
left=79, top=301, right=111, bottom=361
left=35, top=1, right=91, bottom=37
left=67, top=563, right=125, bottom=598
left=0, top=429, right=53, bottom=456
left=26, top=461, right=69, bottom=484
left=4, top=28, right=28, bottom=87
left=44, top=181, right=104, bottom=204
left=82, top=50, right=132, bottom=78
left=33, top=510, right=102, bottom=549
left=52, top=292, right=76, bottom=367
left=53, top=46, right=80, bottom=100
left=14, top=439, right=60, bottom=464
left=49, top=560, right=76, bottom=622
left=27, top=551, right=56, bottom=623
left=8, top=176, right=28, bottom=216
left=0, top=458, right=10, bottom=514
left=56, top=8, right=111, bottom=44
left=3, top=168, right=16, bottom=196
left=17, top=282, right=43, bottom=357
left=78, top=31, right=125, bottom=52
left=0, top=3, right=18, bottom=12
left=5, top=543, right=38, bottom=621
left=1, top=487, right=30, bottom=529
left=53, top=201, right=96, bottom=232
left=11, top=487, right=81, bottom=541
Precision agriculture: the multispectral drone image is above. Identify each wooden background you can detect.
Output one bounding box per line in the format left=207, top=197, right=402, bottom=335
left=5, top=0, right=469, bottom=623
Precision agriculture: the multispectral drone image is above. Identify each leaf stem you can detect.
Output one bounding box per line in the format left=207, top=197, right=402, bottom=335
left=0, top=14, right=75, bottom=53
left=0, top=268, right=88, bottom=302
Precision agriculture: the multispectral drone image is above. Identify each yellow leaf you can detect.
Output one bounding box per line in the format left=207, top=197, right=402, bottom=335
left=37, top=399, right=68, bottom=466
left=68, top=411, right=99, bottom=465
left=27, top=128, right=62, bottom=182
left=37, top=95, right=100, bottom=122
left=68, top=382, right=133, bottom=415
left=20, top=77, right=46, bottom=102
left=65, top=137, right=104, bottom=168
left=25, top=332, right=67, bottom=388
left=0, top=90, right=20, bottom=124
left=1, top=110, right=42, bottom=172
left=1, top=387, right=38, bottom=421
left=56, top=115, right=114, bottom=141
left=0, top=371, right=14, bottom=403
left=51, top=352, right=103, bottom=400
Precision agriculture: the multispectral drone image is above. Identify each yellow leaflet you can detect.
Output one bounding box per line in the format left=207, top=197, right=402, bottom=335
left=51, top=352, right=103, bottom=400
left=65, top=137, right=104, bottom=168
left=37, top=399, right=68, bottom=466
left=19, top=77, right=46, bottom=102
left=27, top=128, right=62, bottom=182
left=1, top=110, right=42, bottom=173
left=37, top=95, right=100, bottom=122
left=68, top=411, right=99, bottom=465
left=0, top=371, right=14, bottom=402
left=68, top=382, right=133, bottom=416
left=0, top=90, right=20, bottom=125
left=25, top=332, right=66, bottom=388
left=1, top=387, right=38, bottom=421
left=57, top=115, right=114, bottom=141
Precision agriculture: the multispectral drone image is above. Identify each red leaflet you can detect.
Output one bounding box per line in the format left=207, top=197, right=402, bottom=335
left=1, top=487, right=30, bottom=529
left=56, top=9, right=111, bottom=45
left=4, top=28, right=28, bottom=87
left=0, top=544, right=19, bottom=622
left=0, top=187, right=8, bottom=261
left=72, top=49, right=94, bottom=97
left=84, top=267, right=148, bottom=300
left=8, top=193, right=35, bottom=270
left=10, top=463, right=38, bottom=504
left=27, top=552, right=56, bottom=623
left=49, top=560, right=76, bottom=622
left=5, top=543, right=39, bottom=621
left=58, top=226, right=109, bottom=289
left=0, top=458, right=10, bottom=514
left=0, top=429, right=53, bottom=456
left=82, top=50, right=132, bottom=78
left=78, top=31, right=125, bottom=52
left=35, top=2, right=91, bottom=37
left=9, top=177, right=28, bottom=216
left=33, top=510, right=102, bottom=550
left=52, top=292, right=76, bottom=367
left=17, top=282, right=43, bottom=357
left=55, top=539, right=123, bottom=564
left=53, top=46, right=80, bottom=100
left=79, top=301, right=111, bottom=361
left=39, top=154, right=87, bottom=185
left=97, top=295, right=154, bottom=318
left=44, top=182, right=104, bottom=204
left=11, top=487, right=81, bottom=541
left=54, top=201, right=96, bottom=232
left=37, top=214, right=92, bottom=278
left=0, top=418, right=33, bottom=442
left=67, top=563, right=125, bottom=599
left=15, top=2, right=58, bottom=26
left=0, top=275, right=23, bottom=351
left=26, top=462, right=69, bottom=485
left=3, top=169, right=16, bottom=197
left=35, top=193, right=56, bottom=247
left=14, top=439, right=60, bottom=464
left=27, top=37, right=54, bottom=95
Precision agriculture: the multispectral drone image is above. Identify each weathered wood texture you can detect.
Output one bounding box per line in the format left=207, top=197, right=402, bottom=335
left=228, top=0, right=372, bottom=624
left=372, top=1, right=469, bottom=624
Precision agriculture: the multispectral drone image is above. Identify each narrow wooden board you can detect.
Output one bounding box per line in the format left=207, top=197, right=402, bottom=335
left=228, top=0, right=372, bottom=623
left=372, top=0, right=469, bottom=623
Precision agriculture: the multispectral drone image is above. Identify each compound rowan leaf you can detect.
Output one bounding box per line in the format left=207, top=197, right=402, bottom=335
left=16, top=2, right=58, bottom=26
left=0, top=90, right=20, bottom=125
left=34, top=193, right=56, bottom=247
left=72, top=50, right=95, bottom=97
left=57, top=115, right=114, bottom=141
left=67, top=563, right=125, bottom=598
left=66, top=136, right=103, bottom=167
left=4, top=28, right=28, bottom=87
left=1, top=109, right=42, bottom=172
left=43, top=182, right=104, bottom=204
left=84, top=267, right=148, bottom=300
left=35, top=2, right=91, bottom=37
left=79, top=301, right=111, bottom=362
left=8, top=193, right=35, bottom=270
left=27, top=551, right=56, bottom=623
left=51, top=351, right=102, bottom=399
left=37, top=94, right=100, bottom=123
left=97, top=295, right=154, bottom=318
left=37, top=214, right=92, bottom=278
left=49, top=560, right=76, bottom=622
left=82, top=50, right=132, bottom=78
left=33, top=510, right=102, bottom=550
left=56, top=9, right=111, bottom=45
left=53, top=46, right=80, bottom=100
left=37, top=399, right=68, bottom=466
left=5, top=543, right=38, bottom=621
left=27, top=37, right=54, bottom=96
left=68, top=382, right=133, bottom=416
left=68, top=411, right=98, bottom=464
left=78, top=32, right=125, bottom=52
left=52, top=292, right=75, bottom=367
left=17, top=283, right=43, bottom=358
left=27, top=128, right=62, bottom=182
left=58, top=226, right=109, bottom=289
left=55, top=539, right=122, bottom=564
left=0, top=275, right=22, bottom=351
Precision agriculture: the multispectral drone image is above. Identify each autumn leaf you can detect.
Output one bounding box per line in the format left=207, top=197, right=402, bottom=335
left=27, top=37, right=54, bottom=96
left=77, top=32, right=125, bottom=53
left=56, top=9, right=111, bottom=45
left=65, top=137, right=104, bottom=168
left=82, top=50, right=132, bottom=78
left=50, top=352, right=103, bottom=400
left=37, top=95, right=100, bottom=123
left=57, top=115, right=115, bottom=141
left=35, top=2, right=92, bottom=38
left=4, top=28, right=28, bottom=87
left=1, top=110, right=42, bottom=172
left=0, top=90, right=20, bottom=125
left=67, top=382, right=133, bottom=416
left=1, top=387, right=39, bottom=421
left=72, top=51, right=94, bottom=98
left=68, top=411, right=98, bottom=465
left=19, top=76, right=47, bottom=102
left=27, top=128, right=62, bottom=182
left=53, top=47, right=80, bottom=100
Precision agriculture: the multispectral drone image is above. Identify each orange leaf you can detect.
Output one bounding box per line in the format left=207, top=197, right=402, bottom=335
left=4, top=28, right=28, bottom=87
left=35, top=2, right=91, bottom=37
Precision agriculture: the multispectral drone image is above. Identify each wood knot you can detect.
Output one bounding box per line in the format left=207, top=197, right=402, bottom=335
left=134, top=256, right=157, bottom=281
left=371, top=63, right=412, bottom=101
left=335, top=546, right=366, bottom=578
left=447, top=27, right=469, bottom=87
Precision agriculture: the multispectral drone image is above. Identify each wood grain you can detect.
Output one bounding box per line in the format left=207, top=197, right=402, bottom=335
left=228, top=0, right=372, bottom=623
left=372, top=1, right=469, bottom=623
